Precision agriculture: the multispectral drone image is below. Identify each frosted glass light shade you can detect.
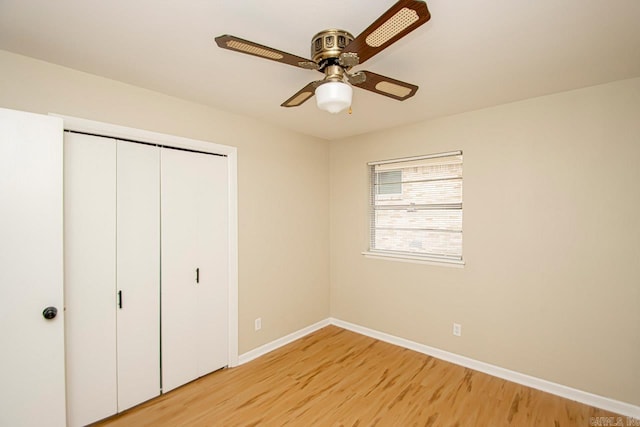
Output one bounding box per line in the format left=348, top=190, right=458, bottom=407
left=316, top=82, right=352, bottom=114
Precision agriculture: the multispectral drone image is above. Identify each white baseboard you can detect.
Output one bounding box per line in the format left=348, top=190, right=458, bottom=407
left=237, top=318, right=331, bottom=365
left=330, top=317, right=640, bottom=420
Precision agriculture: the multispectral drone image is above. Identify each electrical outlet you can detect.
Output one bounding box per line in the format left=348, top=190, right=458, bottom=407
left=453, top=323, right=462, bottom=337
left=254, top=318, right=262, bottom=331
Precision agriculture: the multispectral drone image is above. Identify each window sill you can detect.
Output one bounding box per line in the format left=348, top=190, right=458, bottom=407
left=361, top=251, right=465, bottom=268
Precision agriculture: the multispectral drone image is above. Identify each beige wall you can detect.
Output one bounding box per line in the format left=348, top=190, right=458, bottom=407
left=330, top=77, right=640, bottom=406
left=3, top=47, right=639, bottom=406
left=0, top=50, right=330, bottom=354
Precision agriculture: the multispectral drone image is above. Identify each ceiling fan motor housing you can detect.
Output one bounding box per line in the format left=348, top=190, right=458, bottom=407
left=311, top=29, right=354, bottom=71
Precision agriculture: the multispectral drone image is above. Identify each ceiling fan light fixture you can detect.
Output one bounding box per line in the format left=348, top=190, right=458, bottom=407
left=315, top=81, right=352, bottom=114
left=216, top=1, right=432, bottom=112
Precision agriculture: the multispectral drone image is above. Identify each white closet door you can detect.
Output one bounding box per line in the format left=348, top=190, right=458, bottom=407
left=116, top=141, right=161, bottom=411
left=64, top=132, right=118, bottom=427
left=161, top=148, right=229, bottom=392
left=194, top=151, right=229, bottom=377
left=0, top=109, right=66, bottom=427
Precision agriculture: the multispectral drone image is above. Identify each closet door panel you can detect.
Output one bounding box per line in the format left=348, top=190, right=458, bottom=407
left=116, top=141, right=160, bottom=411
left=161, top=148, right=229, bottom=392
left=64, top=132, right=118, bottom=427
left=195, top=154, right=229, bottom=376
left=161, top=148, right=200, bottom=392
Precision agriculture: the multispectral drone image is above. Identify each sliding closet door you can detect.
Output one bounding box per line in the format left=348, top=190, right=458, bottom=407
left=64, top=132, right=118, bottom=427
left=116, top=141, right=161, bottom=411
left=161, top=148, right=229, bottom=392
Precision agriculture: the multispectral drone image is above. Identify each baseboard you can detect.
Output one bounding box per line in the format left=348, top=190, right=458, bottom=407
left=330, top=317, right=640, bottom=420
left=237, top=318, right=331, bottom=365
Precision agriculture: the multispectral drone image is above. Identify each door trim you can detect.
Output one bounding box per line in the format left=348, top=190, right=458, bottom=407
left=53, top=114, right=239, bottom=367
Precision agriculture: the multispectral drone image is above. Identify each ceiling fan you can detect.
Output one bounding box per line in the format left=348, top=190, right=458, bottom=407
left=215, top=0, right=431, bottom=114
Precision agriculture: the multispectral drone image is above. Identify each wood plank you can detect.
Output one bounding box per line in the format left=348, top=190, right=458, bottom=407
left=96, top=325, right=622, bottom=426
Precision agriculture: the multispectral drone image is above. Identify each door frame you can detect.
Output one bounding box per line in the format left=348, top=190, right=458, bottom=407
left=53, top=114, right=239, bottom=367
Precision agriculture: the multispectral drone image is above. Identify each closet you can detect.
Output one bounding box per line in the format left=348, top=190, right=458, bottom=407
left=64, top=132, right=228, bottom=426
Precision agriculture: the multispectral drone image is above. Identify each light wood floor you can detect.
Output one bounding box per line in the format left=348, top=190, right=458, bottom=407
left=96, top=325, right=620, bottom=426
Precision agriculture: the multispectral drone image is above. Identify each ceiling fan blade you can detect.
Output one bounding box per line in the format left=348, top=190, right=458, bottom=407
left=215, top=34, right=318, bottom=70
left=281, top=81, right=322, bottom=108
left=342, top=0, right=431, bottom=65
left=351, top=71, right=418, bottom=101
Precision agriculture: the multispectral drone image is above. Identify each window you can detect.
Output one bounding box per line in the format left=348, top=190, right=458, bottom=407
left=367, top=151, right=463, bottom=264
left=375, top=170, right=402, bottom=195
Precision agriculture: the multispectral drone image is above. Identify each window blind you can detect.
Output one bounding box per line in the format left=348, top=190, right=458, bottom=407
left=369, top=151, right=463, bottom=261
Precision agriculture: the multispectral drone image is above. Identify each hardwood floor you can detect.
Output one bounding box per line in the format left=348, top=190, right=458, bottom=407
left=96, top=325, right=621, bottom=426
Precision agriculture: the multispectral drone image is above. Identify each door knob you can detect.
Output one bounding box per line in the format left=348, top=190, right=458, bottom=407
left=42, top=306, right=58, bottom=320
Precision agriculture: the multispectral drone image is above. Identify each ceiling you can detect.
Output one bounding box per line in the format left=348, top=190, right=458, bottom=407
left=1, top=1, right=640, bottom=140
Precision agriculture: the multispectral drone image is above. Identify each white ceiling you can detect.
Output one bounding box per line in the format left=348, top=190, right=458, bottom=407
left=1, top=0, right=640, bottom=140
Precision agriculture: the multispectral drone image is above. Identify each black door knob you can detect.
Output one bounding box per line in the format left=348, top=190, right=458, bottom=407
left=42, top=306, right=58, bottom=320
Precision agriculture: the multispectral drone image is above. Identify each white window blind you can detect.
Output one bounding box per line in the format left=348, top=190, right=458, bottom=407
left=368, top=151, right=463, bottom=262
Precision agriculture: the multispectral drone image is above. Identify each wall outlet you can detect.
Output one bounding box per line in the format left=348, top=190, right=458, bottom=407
left=453, top=323, right=462, bottom=337
left=254, top=318, right=262, bottom=331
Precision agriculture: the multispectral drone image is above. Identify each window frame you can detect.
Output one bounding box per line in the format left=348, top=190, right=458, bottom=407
left=363, top=151, right=465, bottom=267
